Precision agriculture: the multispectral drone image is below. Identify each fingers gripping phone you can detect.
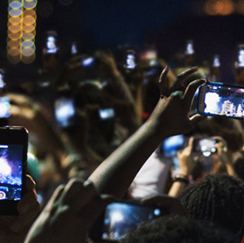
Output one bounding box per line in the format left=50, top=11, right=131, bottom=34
left=0, top=126, right=28, bottom=215
left=89, top=200, right=168, bottom=242
left=197, top=81, right=244, bottom=119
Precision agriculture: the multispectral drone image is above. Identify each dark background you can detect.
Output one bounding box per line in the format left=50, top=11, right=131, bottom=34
left=1, top=0, right=244, bottom=84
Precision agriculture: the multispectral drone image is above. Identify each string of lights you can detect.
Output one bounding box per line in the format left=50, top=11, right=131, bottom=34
left=7, top=0, right=37, bottom=64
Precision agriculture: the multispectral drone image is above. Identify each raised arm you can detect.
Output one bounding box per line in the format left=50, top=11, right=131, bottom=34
left=88, top=66, right=206, bottom=198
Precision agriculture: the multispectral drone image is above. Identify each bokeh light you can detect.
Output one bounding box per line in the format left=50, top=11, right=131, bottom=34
left=22, top=24, right=35, bottom=32
left=23, top=9, right=36, bottom=18
left=23, top=0, right=37, bottom=9
left=22, top=32, right=35, bottom=41
left=8, top=16, right=22, bottom=25
left=7, top=48, right=20, bottom=57
left=204, top=0, right=234, bottom=15
left=7, top=40, right=20, bottom=49
left=9, top=8, right=23, bottom=17
left=7, top=0, right=37, bottom=64
left=8, top=24, right=21, bottom=33
left=8, top=30, right=21, bottom=40
left=23, top=16, right=35, bottom=25
left=22, top=53, right=36, bottom=64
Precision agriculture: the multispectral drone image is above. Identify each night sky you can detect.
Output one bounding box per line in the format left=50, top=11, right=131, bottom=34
left=1, top=0, right=244, bottom=84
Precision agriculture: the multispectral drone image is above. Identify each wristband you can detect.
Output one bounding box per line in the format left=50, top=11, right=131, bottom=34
left=174, top=174, right=189, bottom=185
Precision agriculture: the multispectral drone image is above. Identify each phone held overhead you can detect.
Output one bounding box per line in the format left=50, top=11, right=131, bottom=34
left=0, top=126, right=28, bottom=215
left=197, top=81, right=244, bottom=119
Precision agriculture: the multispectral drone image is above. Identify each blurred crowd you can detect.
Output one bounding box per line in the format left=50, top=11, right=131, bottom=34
left=2, top=36, right=244, bottom=242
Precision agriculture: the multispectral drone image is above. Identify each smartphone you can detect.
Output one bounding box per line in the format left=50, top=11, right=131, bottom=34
left=54, top=95, right=76, bottom=129
left=160, top=134, right=188, bottom=157
left=89, top=200, right=167, bottom=242
left=0, top=126, right=28, bottom=215
left=193, top=137, right=217, bottom=156
left=185, top=40, right=194, bottom=55
left=0, top=97, right=11, bottom=119
left=237, top=44, right=244, bottom=68
left=71, top=41, right=78, bottom=55
left=212, top=55, right=220, bottom=68
left=197, top=82, right=244, bottom=119
left=81, top=57, right=97, bottom=67
left=125, top=50, right=136, bottom=70
left=98, top=108, right=115, bottom=120
left=0, top=70, right=5, bottom=89
left=45, top=31, right=58, bottom=54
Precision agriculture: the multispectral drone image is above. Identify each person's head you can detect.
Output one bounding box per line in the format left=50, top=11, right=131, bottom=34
left=234, top=151, right=244, bottom=181
left=179, top=174, right=244, bottom=237
left=188, top=117, right=244, bottom=153
left=121, top=214, right=240, bottom=243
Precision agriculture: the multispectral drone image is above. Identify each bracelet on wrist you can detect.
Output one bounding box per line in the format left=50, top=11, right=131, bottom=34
left=174, top=174, right=189, bottom=185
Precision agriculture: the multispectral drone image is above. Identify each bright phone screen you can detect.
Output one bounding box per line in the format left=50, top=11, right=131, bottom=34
left=0, top=144, right=23, bottom=201
left=201, top=83, right=244, bottom=118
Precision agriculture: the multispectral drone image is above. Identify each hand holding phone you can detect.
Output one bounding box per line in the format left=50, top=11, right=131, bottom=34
left=0, top=175, right=40, bottom=243
left=0, top=126, right=28, bottom=215
left=25, top=179, right=113, bottom=243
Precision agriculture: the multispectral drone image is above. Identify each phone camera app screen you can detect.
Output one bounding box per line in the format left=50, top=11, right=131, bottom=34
left=204, top=85, right=244, bottom=118
left=0, top=145, right=23, bottom=201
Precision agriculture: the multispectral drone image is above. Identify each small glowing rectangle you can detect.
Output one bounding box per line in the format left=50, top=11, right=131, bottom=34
left=0, top=145, right=9, bottom=148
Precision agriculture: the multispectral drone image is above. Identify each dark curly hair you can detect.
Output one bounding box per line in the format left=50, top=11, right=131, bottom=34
left=121, top=214, right=240, bottom=243
left=178, top=174, right=244, bottom=237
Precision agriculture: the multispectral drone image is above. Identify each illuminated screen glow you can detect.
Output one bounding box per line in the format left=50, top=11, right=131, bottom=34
left=0, top=145, right=23, bottom=201
left=161, top=134, right=185, bottom=157
left=101, top=203, right=162, bottom=241
left=203, top=84, right=244, bottom=118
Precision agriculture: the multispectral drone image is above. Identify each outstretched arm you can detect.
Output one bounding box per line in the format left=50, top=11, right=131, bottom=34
left=88, top=66, right=206, bottom=198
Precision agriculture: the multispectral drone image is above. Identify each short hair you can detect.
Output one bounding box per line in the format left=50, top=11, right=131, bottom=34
left=121, top=214, right=240, bottom=243
left=178, top=174, right=244, bottom=237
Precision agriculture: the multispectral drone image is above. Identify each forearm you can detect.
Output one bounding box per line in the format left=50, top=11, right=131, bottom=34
left=109, top=70, right=135, bottom=104
left=168, top=181, right=188, bottom=198
left=88, top=117, right=167, bottom=198
left=226, top=163, right=238, bottom=178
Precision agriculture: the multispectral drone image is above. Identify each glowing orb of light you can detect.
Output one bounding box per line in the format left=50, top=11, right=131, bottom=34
left=22, top=53, right=36, bottom=64
left=0, top=191, right=6, bottom=200
left=23, top=0, right=37, bottom=9
left=9, top=16, right=22, bottom=25
left=9, top=6, right=23, bottom=17
left=111, top=211, right=124, bottom=222
left=0, top=158, right=11, bottom=176
left=9, top=2, right=22, bottom=9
